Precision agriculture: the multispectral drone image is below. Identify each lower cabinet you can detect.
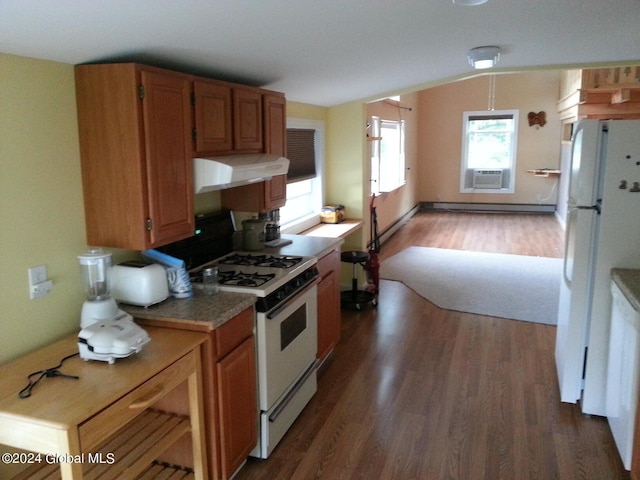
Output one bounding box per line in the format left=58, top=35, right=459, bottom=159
left=136, top=306, right=257, bottom=480
left=213, top=308, right=257, bottom=478
left=217, top=336, right=257, bottom=476
left=317, top=247, right=341, bottom=361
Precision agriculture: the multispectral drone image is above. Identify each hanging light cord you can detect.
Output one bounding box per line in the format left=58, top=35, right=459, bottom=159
left=18, top=352, right=80, bottom=399
left=488, top=74, right=496, bottom=111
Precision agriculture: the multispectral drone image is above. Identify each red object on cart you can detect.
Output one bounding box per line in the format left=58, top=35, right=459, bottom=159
left=364, top=194, right=380, bottom=294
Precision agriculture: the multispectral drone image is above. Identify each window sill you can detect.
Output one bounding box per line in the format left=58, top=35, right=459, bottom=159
left=280, top=213, right=322, bottom=235
left=374, top=181, right=407, bottom=196
left=302, top=219, right=363, bottom=239
left=460, top=188, right=514, bottom=194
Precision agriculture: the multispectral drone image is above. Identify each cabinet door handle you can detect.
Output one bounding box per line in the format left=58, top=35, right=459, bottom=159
left=128, top=385, right=165, bottom=409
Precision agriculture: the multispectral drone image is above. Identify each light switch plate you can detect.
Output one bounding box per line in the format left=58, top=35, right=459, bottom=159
left=28, top=265, right=48, bottom=285
left=28, top=265, right=51, bottom=299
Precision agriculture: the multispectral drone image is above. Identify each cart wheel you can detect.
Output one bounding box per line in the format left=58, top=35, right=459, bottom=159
left=355, top=304, right=362, bottom=311
left=372, top=299, right=378, bottom=307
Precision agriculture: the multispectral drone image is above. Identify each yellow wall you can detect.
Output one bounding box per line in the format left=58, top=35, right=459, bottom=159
left=365, top=94, right=419, bottom=238
left=288, top=101, right=328, bottom=122
left=417, top=71, right=562, bottom=205
left=326, top=102, right=367, bottom=249
left=0, top=54, right=91, bottom=361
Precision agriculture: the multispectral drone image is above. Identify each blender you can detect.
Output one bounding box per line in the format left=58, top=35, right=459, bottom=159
left=77, top=249, right=150, bottom=363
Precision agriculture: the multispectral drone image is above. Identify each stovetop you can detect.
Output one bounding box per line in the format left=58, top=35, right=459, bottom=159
left=218, top=253, right=303, bottom=269
left=190, top=251, right=318, bottom=300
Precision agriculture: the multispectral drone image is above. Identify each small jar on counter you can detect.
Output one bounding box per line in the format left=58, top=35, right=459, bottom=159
left=202, top=267, right=219, bottom=296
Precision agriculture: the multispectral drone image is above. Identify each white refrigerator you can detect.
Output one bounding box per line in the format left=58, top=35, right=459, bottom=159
left=555, top=119, right=640, bottom=416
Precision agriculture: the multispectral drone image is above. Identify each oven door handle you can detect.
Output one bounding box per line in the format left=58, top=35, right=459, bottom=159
left=269, top=359, right=318, bottom=423
left=266, top=278, right=319, bottom=320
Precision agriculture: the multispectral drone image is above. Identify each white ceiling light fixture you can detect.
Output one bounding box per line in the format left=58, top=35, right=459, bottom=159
left=467, top=46, right=501, bottom=69
left=452, top=0, right=488, bottom=5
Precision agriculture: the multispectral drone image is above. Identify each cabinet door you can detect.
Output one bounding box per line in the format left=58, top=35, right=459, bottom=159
left=217, top=336, right=258, bottom=479
left=264, top=174, right=287, bottom=210
left=194, top=80, right=234, bottom=153
left=141, top=70, right=195, bottom=247
left=317, top=250, right=341, bottom=360
left=264, top=94, right=286, bottom=155
left=263, top=94, right=288, bottom=209
left=233, top=88, right=263, bottom=151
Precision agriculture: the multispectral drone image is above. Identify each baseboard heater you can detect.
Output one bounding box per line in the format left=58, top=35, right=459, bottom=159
left=375, top=204, right=419, bottom=246
left=420, top=202, right=556, bottom=214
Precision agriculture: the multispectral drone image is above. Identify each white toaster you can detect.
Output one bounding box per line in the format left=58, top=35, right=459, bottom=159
left=112, top=261, right=169, bottom=307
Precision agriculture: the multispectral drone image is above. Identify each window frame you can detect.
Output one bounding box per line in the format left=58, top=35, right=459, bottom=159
left=459, top=109, right=519, bottom=194
left=279, top=118, right=325, bottom=234
left=370, top=116, right=406, bottom=195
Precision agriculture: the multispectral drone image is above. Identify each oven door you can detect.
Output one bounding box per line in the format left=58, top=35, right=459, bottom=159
left=256, top=282, right=318, bottom=411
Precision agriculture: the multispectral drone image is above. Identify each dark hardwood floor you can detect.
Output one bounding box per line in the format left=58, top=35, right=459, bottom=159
left=236, top=211, right=629, bottom=480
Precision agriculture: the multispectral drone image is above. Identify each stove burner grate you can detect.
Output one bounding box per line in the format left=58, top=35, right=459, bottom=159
left=218, top=270, right=276, bottom=288
left=219, top=253, right=303, bottom=269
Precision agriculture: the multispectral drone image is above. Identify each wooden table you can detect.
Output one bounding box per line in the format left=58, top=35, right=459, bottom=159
left=0, top=327, right=208, bottom=480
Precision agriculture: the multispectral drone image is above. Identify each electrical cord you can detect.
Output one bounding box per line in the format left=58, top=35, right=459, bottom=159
left=18, top=352, right=80, bottom=399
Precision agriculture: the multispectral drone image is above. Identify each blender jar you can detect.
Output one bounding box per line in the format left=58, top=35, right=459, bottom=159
left=78, top=249, right=113, bottom=300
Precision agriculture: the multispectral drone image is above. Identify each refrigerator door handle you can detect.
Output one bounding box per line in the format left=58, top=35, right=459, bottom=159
left=563, top=207, right=576, bottom=287
left=593, top=199, right=602, bottom=214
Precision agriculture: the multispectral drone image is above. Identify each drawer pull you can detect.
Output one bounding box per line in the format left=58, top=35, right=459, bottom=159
left=128, top=385, right=165, bottom=409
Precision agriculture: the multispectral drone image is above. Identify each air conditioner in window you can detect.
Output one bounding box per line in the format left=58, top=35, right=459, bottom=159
left=472, top=169, right=503, bottom=189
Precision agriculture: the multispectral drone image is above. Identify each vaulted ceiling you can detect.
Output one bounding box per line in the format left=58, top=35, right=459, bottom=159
left=1, top=1, right=638, bottom=106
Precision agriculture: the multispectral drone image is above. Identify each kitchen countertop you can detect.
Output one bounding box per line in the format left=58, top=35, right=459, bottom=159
left=122, top=290, right=256, bottom=331
left=611, top=269, right=640, bottom=312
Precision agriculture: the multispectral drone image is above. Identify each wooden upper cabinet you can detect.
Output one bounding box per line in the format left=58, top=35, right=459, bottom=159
left=220, top=92, right=287, bottom=213
left=193, top=80, right=233, bottom=153
left=194, top=81, right=264, bottom=155
left=263, top=93, right=287, bottom=208
left=233, top=87, right=263, bottom=151
left=75, top=64, right=195, bottom=250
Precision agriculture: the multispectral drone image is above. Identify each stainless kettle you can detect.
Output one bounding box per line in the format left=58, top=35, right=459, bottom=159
left=242, top=219, right=266, bottom=251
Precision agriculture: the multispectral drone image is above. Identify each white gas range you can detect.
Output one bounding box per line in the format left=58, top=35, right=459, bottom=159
left=159, top=212, right=320, bottom=459
left=190, top=252, right=318, bottom=303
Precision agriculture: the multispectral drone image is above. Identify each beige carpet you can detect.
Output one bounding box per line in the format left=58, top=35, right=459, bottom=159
left=380, top=247, right=561, bottom=325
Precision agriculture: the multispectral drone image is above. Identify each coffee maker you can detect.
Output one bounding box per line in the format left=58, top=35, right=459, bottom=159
left=260, top=209, right=281, bottom=242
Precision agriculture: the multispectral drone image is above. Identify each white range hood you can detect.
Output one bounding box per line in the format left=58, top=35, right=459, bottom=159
left=193, top=154, right=289, bottom=193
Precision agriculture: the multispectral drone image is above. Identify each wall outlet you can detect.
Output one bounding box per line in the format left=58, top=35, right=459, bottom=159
left=30, top=280, right=53, bottom=299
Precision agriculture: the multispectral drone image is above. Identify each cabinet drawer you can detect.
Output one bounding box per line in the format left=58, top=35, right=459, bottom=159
left=215, top=307, right=254, bottom=359
left=317, top=249, right=340, bottom=279
left=79, top=351, right=196, bottom=451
